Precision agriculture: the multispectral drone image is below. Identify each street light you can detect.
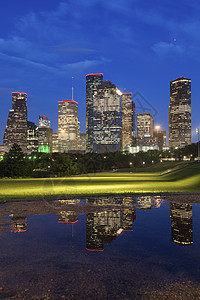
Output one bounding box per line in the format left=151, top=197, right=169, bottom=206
left=196, top=128, right=200, bottom=160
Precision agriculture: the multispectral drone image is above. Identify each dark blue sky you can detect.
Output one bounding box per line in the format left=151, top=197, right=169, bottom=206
left=0, top=0, right=200, bottom=143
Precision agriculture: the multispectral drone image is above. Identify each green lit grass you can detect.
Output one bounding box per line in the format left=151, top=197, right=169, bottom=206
left=0, top=162, right=199, bottom=199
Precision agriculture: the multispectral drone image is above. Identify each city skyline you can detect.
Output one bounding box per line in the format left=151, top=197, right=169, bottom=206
left=0, top=1, right=200, bottom=144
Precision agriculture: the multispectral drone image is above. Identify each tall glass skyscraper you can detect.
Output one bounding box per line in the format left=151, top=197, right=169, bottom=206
left=3, top=92, right=27, bottom=151
left=122, top=93, right=133, bottom=151
left=93, top=80, right=122, bottom=153
left=137, top=113, right=153, bottom=138
left=86, top=73, right=103, bottom=151
left=58, top=100, right=78, bottom=152
left=169, top=77, right=191, bottom=148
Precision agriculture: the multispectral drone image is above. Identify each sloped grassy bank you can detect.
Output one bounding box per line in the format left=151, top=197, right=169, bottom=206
left=0, top=162, right=199, bottom=200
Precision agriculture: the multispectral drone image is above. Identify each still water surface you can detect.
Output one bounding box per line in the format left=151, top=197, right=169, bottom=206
left=0, top=195, right=200, bottom=299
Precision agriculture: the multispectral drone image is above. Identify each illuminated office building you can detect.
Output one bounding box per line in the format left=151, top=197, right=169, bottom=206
left=38, top=115, right=52, bottom=153
left=39, top=115, right=50, bottom=128
left=153, top=130, right=167, bottom=150
left=86, top=73, right=103, bottom=151
left=3, top=92, right=27, bottom=151
left=52, top=133, right=59, bottom=153
left=169, top=77, right=191, bottom=148
left=121, top=93, right=134, bottom=151
left=38, top=127, right=52, bottom=153
left=170, top=203, right=193, bottom=246
left=78, top=133, right=86, bottom=151
left=132, top=101, right=136, bottom=139
left=93, top=80, right=122, bottom=153
left=27, top=121, right=39, bottom=153
left=137, top=113, right=153, bottom=138
left=58, top=100, right=78, bottom=152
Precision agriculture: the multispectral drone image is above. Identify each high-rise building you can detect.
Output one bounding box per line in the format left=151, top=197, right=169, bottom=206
left=38, top=115, right=52, bottom=153
left=27, top=121, right=39, bottom=153
left=132, top=101, right=136, bottom=138
left=121, top=93, right=133, bottom=151
left=153, top=130, right=167, bottom=150
left=39, top=115, right=50, bottom=128
left=137, top=113, right=153, bottom=138
left=58, top=100, right=78, bottom=152
left=86, top=73, right=103, bottom=151
left=4, top=92, right=28, bottom=151
left=169, top=77, right=191, bottom=148
left=93, top=80, right=122, bottom=153
left=78, top=133, right=87, bottom=151
left=52, top=133, right=59, bottom=153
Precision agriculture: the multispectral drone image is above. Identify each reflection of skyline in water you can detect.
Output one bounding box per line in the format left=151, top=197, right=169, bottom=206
left=170, top=203, right=193, bottom=246
left=86, top=197, right=136, bottom=251
left=0, top=196, right=195, bottom=249
left=11, top=216, right=27, bottom=233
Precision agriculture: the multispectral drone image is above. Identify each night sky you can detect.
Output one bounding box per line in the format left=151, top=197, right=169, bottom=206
left=0, top=0, right=200, bottom=143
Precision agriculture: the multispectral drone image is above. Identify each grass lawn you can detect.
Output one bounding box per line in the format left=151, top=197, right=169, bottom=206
left=0, top=162, right=199, bottom=199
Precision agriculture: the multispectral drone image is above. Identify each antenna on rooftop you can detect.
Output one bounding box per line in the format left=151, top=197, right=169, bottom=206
left=72, top=76, right=74, bottom=100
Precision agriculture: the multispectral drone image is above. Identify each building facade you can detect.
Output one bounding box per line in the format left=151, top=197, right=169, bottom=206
left=93, top=81, right=122, bottom=153
left=121, top=93, right=133, bottom=151
left=86, top=73, right=103, bottom=151
left=137, top=113, right=153, bottom=139
left=58, top=100, right=78, bottom=152
left=39, top=115, right=50, bottom=128
left=153, top=130, right=167, bottom=150
left=27, top=121, right=39, bottom=153
left=4, top=92, right=28, bottom=151
left=169, top=77, right=191, bottom=148
left=52, top=133, right=59, bottom=153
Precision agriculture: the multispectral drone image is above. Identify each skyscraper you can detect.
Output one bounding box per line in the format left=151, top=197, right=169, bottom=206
left=38, top=115, right=52, bottom=153
left=121, top=93, right=133, bottom=151
left=86, top=73, right=103, bottom=151
left=27, top=121, right=39, bottom=153
left=4, top=92, right=27, bottom=151
left=58, top=100, right=78, bottom=152
left=169, top=77, right=191, bottom=148
left=39, top=115, right=50, bottom=128
left=93, top=80, right=122, bottom=153
left=137, top=113, right=153, bottom=138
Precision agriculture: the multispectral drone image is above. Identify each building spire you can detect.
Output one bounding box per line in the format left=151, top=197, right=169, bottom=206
left=72, top=76, right=74, bottom=100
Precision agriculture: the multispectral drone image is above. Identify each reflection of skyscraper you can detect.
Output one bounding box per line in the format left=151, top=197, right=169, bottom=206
left=170, top=203, right=193, bottom=246
left=86, top=210, right=123, bottom=251
left=58, top=100, right=78, bottom=152
left=86, top=73, right=103, bottom=151
left=11, top=216, right=27, bottom=233
left=93, top=81, right=122, bottom=153
left=137, top=196, right=154, bottom=210
left=169, top=78, right=191, bottom=148
left=122, top=93, right=133, bottom=151
left=4, top=92, right=27, bottom=151
left=58, top=211, right=78, bottom=224
left=122, top=209, right=136, bottom=231
left=86, top=196, right=136, bottom=251
left=86, top=213, right=104, bottom=251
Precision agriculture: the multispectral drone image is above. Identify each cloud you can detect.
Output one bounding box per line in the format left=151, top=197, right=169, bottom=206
left=152, top=42, right=185, bottom=55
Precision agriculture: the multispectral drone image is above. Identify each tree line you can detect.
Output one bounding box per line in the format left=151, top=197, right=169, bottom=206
left=0, top=143, right=199, bottom=178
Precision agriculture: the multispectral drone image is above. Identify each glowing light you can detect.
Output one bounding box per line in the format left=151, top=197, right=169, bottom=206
left=155, top=125, right=160, bottom=130
left=116, top=88, right=122, bottom=96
